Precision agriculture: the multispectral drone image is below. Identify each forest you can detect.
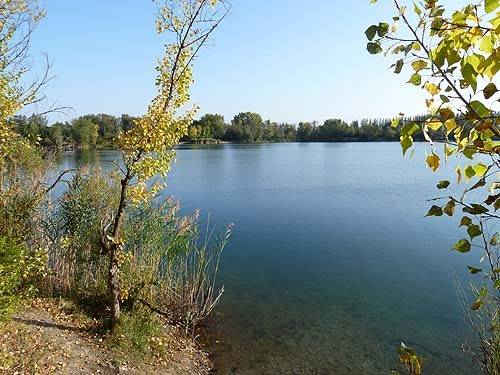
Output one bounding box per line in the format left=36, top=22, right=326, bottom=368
left=14, top=111, right=432, bottom=149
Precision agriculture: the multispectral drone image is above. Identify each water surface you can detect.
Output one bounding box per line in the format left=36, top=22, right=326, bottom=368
left=60, top=143, right=478, bottom=374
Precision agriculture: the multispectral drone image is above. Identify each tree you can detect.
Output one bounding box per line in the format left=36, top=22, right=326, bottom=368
left=0, top=0, right=49, bottom=180
left=99, top=0, right=228, bottom=328
left=367, top=0, right=500, bottom=373
left=297, top=122, right=313, bottom=141
left=83, top=113, right=121, bottom=146
left=189, top=113, right=226, bottom=140
left=120, top=114, right=138, bottom=132
left=227, top=112, right=264, bottom=142
left=318, top=118, right=352, bottom=140
left=48, top=123, right=64, bottom=149
left=71, top=117, right=99, bottom=149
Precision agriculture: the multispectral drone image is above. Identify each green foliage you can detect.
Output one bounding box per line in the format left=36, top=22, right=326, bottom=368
left=224, top=112, right=265, bottom=143
left=44, top=171, right=230, bottom=331
left=368, top=0, right=500, bottom=372
left=71, top=117, right=99, bottom=149
left=188, top=113, right=226, bottom=141
left=108, top=305, right=160, bottom=354
left=45, top=171, right=119, bottom=296
left=19, top=111, right=453, bottom=147
left=122, top=200, right=232, bottom=331
left=0, top=236, right=46, bottom=320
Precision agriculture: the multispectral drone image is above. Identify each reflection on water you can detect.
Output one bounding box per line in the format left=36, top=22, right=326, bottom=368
left=58, top=143, right=477, bottom=374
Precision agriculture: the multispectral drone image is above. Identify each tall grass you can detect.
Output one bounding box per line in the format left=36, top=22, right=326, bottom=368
left=43, top=170, right=119, bottom=298
left=43, top=170, right=231, bottom=333
left=459, top=284, right=500, bottom=375
left=123, top=200, right=232, bottom=331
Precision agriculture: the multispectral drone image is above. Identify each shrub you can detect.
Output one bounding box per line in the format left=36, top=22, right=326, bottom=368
left=0, top=236, right=47, bottom=320
left=44, top=170, right=119, bottom=297
left=44, top=171, right=231, bottom=332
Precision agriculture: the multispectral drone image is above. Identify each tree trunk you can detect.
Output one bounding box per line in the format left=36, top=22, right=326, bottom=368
left=106, top=174, right=131, bottom=329
left=108, top=242, right=121, bottom=328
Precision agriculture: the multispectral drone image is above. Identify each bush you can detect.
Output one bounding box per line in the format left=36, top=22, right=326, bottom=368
left=0, top=139, right=49, bottom=320
left=44, top=170, right=119, bottom=297
left=44, top=171, right=231, bottom=332
left=0, top=236, right=46, bottom=320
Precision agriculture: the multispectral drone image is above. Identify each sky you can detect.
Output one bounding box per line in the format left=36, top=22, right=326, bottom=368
left=26, top=0, right=464, bottom=124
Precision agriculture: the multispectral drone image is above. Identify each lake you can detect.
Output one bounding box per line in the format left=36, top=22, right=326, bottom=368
left=58, top=142, right=478, bottom=374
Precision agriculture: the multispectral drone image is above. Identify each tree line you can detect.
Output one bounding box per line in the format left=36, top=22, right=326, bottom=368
left=14, top=112, right=436, bottom=149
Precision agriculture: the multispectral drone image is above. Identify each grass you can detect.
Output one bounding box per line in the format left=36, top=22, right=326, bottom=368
left=108, top=305, right=162, bottom=355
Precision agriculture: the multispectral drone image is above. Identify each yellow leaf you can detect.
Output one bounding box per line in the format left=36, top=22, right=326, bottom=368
left=445, top=118, right=457, bottom=134
left=427, top=120, right=443, bottom=131
left=424, top=83, right=440, bottom=96
left=426, top=152, right=440, bottom=172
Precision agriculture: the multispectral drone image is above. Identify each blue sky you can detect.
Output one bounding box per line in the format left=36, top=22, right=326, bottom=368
left=27, top=0, right=460, bottom=124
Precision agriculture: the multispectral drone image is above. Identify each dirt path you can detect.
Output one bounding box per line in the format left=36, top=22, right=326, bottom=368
left=0, top=299, right=212, bottom=374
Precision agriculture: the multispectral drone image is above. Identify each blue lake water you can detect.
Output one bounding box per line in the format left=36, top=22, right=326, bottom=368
left=59, top=143, right=478, bottom=374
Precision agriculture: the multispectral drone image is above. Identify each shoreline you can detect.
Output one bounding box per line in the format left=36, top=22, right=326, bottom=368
left=0, top=298, right=214, bottom=374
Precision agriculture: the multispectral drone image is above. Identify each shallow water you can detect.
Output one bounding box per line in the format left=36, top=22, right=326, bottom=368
left=59, top=143, right=478, bottom=374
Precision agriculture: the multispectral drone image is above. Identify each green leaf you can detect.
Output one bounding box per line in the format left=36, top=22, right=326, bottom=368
left=440, top=94, right=450, bottom=103
left=463, top=147, right=476, bottom=160
left=394, top=59, right=404, bottom=74
left=367, top=42, right=383, bottom=54
left=426, top=205, right=443, bottom=217
left=495, top=198, right=500, bottom=211
left=467, top=224, right=482, bottom=239
left=436, top=180, right=450, bottom=189
left=463, top=204, right=489, bottom=215
left=453, top=239, right=471, bottom=253
left=480, top=35, right=494, bottom=53
left=391, top=118, right=400, bottom=128
left=494, top=280, right=500, bottom=290
left=401, top=122, right=419, bottom=137
left=377, top=23, right=389, bottom=37
left=443, top=199, right=455, bottom=216
left=462, top=63, right=477, bottom=92
left=365, top=25, right=378, bottom=41
left=480, top=286, right=488, bottom=298
left=467, top=266, right=482, bottom=274
left=465, top=165, right=476, bottom=179
left=407, top=74, right=421, bottom=86
left=484, top=82, right=498, bottom=99
left=473, top=163, right=488, bottom=177
left=445, top=118, right=457, bottom=134
left=443, top=200, right=455, bottom=216
left=427, top=120, right=442, bottom=131
left=411, top=60, right=428, bottom=72
left=470, top=100, right=491, bottom=117
left=460, top=216, right=472, bottom=227
left=413, top=2, right=422, bottom=15
left=485, top=0, right=499, bottom=13
left=400, top=136, right=412, bottom=156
